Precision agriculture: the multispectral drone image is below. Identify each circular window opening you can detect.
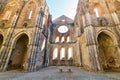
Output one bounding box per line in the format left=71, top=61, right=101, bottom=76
left=58, top=25, right=68, bottom=33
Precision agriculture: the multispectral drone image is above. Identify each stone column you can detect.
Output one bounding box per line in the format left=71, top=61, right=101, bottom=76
left=33, top=29, right=42, bottom=71
left=110, top=10, right=120, bottom=35
left=25, top=43, right=33, bottom=71
left=83, top=12, right=103, bottom=71
left=0, top=14, right=18, bottom=71
left=76, top=38, right=81, bottom=66
left=0, top=36, right=14, bottom=71
left=27, top=7, right=44, bottom=72
left=58, top=47, right=60, bottom=66
left=111, top=12, right=119, bottom=25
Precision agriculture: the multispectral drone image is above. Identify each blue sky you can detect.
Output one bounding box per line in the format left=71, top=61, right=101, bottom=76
left=46, top=0, right=79, bottom=20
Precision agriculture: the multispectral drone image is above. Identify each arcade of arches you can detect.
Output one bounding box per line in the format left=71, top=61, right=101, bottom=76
left=0, top=0, right=120, bottom=72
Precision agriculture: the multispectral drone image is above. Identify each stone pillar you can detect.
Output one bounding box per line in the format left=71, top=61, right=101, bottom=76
left=110, top=10, right=120, bottom=35
left=0, top=13, right=19, bottom=71
left=83, top=12, right=103, bottom=71
left=22, top=44, right=30, bottom=71
left=0, top=38, right=13, bottom=71
left=27, top=7, right=44, bottom=72
left=58, top=47, right=60, bottom=66
left=2, top=46, right=14, bottom=71
left=111, top=11, right=119, bottom=25
left=76, top=38, right=81, bottom=66
left=0, top=21, right=17, bottom=71
left=26, top=27, right=38, bottom=71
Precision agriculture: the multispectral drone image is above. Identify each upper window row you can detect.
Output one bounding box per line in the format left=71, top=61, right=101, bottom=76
left=55, top=36, right=70, bottom=43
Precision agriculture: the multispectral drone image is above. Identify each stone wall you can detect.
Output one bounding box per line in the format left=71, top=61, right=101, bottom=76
left=0, top=0, right=50, bottom=72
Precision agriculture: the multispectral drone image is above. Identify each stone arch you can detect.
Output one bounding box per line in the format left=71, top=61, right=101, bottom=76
left=66, top=36, right=70, bottom=42
left=68, top=47, right=73, bottom=60
left=55, top=36, right=59, bottom=43
left=97, top=30, right=120, bottom=70
left=17, top=0, right=39, bottom=27
left=60, top=47, right=66, bottom=60
left=7, top=33, right=29, bottom=70
left=97, top=29, right=118, bottom=45
left=12, top=31, right=31, bottom=47
left=60, top=47, right=66, bottom=66
left=52, top=47, right=58, bottom=60
left=67, top=47, right=73, bottom=66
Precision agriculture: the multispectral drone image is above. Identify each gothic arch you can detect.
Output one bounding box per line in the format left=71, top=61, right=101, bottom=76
left=17, top=0, right=39, bottom=27
left=25, top=0, right=38, bottom=12
left=52, top=47, right=58, bottom=60
left=7, top=33, right=29, bottom=70
left=68, top=47, right=73, bottom=60
left=27, top=0, right=38, bottom=6
left=12, top=31, right=31, bottom=47
left=60, top=47, right=66, bottom=60
left=97, top=30, right=120, bottom=70
left=97, top=29, right=118, bottom=45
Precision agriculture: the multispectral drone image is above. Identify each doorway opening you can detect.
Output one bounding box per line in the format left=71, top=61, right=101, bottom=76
left=97, top=32, right=120, bottom=71
left=7, top=34, right=29, bottom=71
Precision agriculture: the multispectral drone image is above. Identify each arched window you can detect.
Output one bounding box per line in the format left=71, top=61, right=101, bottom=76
left=67, top=36, right=70, bottom=42
left=53, top=48, right=58, bottom=60
left=61, top=36, right=65, bottom=42
left=94, top=8, right=99, bottom=18
left=60, top=47, right=65, bottom=60
left=68, top=47, right=73, bottom=60
left=28, top=10, right=33, bottom=19
left=55, top=36, right=59, bottom=43
left=41, top=39, right=46, bottom=51
left=43, top=16, right=46, bottom=25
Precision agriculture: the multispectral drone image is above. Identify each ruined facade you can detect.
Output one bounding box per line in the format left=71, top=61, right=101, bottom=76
left=0, top=0, right=120, bottom=72
left=48, top=15, right=79, bottom=66
left=74, top=0, right=120, bottom=71
left=0, top=0, right=50, bottom=72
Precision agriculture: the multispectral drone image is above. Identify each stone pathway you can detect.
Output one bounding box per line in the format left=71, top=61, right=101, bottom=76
left=0, top=66, right=120, bottom=80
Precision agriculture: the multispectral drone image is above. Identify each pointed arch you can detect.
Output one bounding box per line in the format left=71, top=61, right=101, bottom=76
left=97, top=29, right=118, bottom=45
left=12, top=31, right=30, bottom=47
left=67, top=36, right=70, bottom=42
left=2, top=0, right=20, bottom=21
left=17, top=0, right=39, bottom=27
left=97, top=30, right=120, bottom=70
left=7, top=33, right=29, bottom=70
left=61, top=36, right=65, bottom=42
left=60, top=47, right=65, bottom=60
left=55, top=36, right=59, bottom=43
left=53, top=47, right=58, bottom=60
